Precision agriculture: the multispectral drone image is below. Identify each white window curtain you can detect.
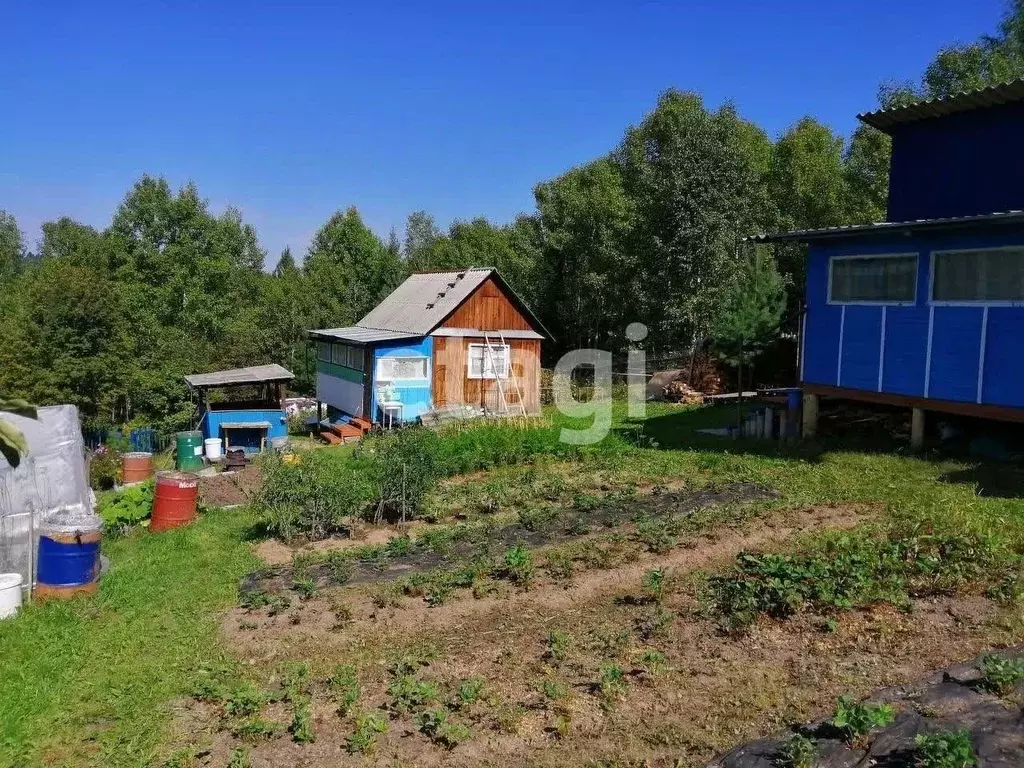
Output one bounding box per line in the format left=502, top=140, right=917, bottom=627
left=468, top=344, right=509, bottom=379
left=830, top=255, right=917, bottom=303
left=933, top=248, right=1024, bottom=302
left=376, top=357, right=428, bottom=381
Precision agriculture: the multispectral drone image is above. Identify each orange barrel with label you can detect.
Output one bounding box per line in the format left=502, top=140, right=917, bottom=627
left=122, top=452, right=154, bottom=485
left=151, top=471, right=200, bottom=532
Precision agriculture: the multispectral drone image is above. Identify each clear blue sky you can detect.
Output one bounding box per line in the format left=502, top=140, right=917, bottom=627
left=1, top=1, right=1007, bottom=267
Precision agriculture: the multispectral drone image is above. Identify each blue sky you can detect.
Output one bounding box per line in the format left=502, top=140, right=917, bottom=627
left=1, top=1, right=1007, bottom=267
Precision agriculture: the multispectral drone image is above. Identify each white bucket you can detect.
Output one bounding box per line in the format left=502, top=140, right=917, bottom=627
left=0, top=573, right=24, bottom=619
left=204, top=438, right=223, bottom=461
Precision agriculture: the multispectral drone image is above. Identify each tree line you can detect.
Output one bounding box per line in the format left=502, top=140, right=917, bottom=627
left=1, top=1, right=1021, bottom=433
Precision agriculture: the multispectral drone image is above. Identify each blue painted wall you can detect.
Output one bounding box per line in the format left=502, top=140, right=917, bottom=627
left=371, top=337, right=433, bottom=423
left=888, top=102, right=1024, bottom=221
left=803, top=228, right=1024, bottom=409
left=203, top=408, right=289, bottom=448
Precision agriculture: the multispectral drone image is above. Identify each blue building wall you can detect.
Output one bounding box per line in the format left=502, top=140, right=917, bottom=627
left=803, top=228, right=1024, bottom=409
left=202, top=408, right=289, bottom=445
left=370, top=337, right=433, bottom=423
left=888, top=102, right=1024, bottom=221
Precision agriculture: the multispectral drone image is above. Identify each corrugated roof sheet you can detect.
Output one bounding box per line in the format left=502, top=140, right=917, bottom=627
left=431, top=327, right=545, bottom=340
left=746, top=210, right=1024, bottom=244
left=184, top=364, right=294, bottom=389
left=307, top=327, right=419, bottom=344
left=356, top=268, right=494, bottom=334
left=858, top=79, right=1024, bottom=132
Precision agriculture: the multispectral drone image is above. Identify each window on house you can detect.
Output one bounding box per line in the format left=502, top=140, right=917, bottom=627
left=317, top=341, right=331, bottom=362
left=347, top=345, right=364, bottom=371
left=468, top=344, right=510, bottom=379
left=932, top=247, right=1024, bottom=302
left=376, top=356, right=428, bottom=381
left=829, top=255, right=918, bottom=303
left=332, top=343, right=349, bottom=366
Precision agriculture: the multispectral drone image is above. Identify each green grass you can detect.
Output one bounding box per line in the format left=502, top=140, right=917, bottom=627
left=0, top=508, right=258, bottom=767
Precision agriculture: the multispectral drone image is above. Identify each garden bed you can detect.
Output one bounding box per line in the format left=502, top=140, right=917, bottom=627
left=240, top=482, right=777, bottom=596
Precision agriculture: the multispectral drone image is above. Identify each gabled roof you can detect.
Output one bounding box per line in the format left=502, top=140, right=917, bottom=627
left=745, top=210, right=1024, bottom=244
left=350, top=267, right=552, bottom=341
left=858, top=79, right=1024, bottom=133
left=185, top=364, right=294, bottom=389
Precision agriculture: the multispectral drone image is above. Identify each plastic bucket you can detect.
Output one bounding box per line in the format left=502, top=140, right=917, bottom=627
left=151, top=471, right=200, bottom=532
left=122, top=451, right=154, bottom=485
left=204, top=438, right=223, bottom=461
left=175, top=431, right=204, bottom=471
left=35, top=529, right=102, bottom=600
left=0, top=574, right=23, bottom=619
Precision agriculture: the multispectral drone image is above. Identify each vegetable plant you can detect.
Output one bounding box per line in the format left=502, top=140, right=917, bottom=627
left=500, top=543, right=534, bottom=584
left=776, top=733, right=818, bottom=768
left=914, top=730, right=977, bottom=768
left=328, top=664, right=360, bottom=716
left=290, top=696, right=315, bottom=743
left=830, top=696, right=895, bottom=744
left=545, top=630, right=573, bottom=663
left=346, top=712, right=388, bottom=754
left=977, top=654, right=1024, bottom=696
left=641, top=567, right=666, bottom=602
left=415, top=708, right=472, bottom=749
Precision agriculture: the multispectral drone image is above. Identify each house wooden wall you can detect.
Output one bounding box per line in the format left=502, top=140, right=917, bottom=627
left=440, top=278, right=533, bottom=331
left=432, top=338, right=541, bottom=414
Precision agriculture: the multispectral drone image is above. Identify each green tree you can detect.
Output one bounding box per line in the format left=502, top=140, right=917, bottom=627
left=403, top=210, right=441, bottom=270
left=39, top=218, right=107, bottom=270
left=0, top=210, right=25, bottom=282
left=844, top=125, right=891, bottom=224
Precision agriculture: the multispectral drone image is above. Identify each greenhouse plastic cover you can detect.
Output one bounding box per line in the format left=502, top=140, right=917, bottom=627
left=0, top=405, right=99, bottom=593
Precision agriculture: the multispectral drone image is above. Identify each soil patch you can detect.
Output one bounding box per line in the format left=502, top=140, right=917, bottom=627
left=241, top=482, right=777, bottom=595
left=198, top=465, right=262, bottom=507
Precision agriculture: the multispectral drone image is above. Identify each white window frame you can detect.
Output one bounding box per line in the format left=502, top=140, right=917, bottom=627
left=929, top=246, right=1024, bottom=307
left=467, top=343, right=510, bottom=380
left=375, top=356, right=430, bottom=383
left=827, top=253, right=919, bottom=306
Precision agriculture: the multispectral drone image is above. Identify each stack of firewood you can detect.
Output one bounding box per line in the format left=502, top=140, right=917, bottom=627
left=663, top=379, right=706, bottom=404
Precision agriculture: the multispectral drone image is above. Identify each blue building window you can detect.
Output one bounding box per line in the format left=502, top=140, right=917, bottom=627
left=931, top=246, right=1024, bottom=304
left=828, top=254, right=918, bottom=305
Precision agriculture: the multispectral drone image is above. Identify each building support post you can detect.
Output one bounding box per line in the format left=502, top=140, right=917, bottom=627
left=911, top=407, right=925, bottom=452
left=316, top=400, right=322, bottom=434
left=802, top=393, right=819, bottom=439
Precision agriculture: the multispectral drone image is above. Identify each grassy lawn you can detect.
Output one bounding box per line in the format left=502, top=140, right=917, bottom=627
left=1, top=402, right=1022, bottom=767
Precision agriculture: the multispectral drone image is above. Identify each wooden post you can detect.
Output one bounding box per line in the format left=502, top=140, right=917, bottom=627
left=802, top=393, right=819, bottom=439
left=316, top=400, right=322, bottom=434
left=911, top=407, right=925, bottom=452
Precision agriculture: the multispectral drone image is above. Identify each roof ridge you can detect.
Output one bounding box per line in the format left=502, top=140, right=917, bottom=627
left=858, top=79, right=1024, bottom=131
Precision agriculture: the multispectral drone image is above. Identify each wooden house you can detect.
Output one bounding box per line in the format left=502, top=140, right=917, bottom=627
left=752, top=80, right=1024, bottom=446
left=308, top=268, right=550, bottom=432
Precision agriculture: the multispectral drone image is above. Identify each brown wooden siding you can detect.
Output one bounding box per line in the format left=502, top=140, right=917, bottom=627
left=440, top=277, right=533, bottom=331
left=432, top=338, right=541, bottom=415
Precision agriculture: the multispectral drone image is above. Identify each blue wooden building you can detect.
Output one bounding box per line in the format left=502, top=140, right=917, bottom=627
left=308, top=268, right=549, bottom=437
left=184, top=364, right=294, bottom=453
left=752, top=81, right=1024, bottom=444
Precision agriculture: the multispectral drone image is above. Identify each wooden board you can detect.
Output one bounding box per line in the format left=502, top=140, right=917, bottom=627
left=440, top=277, right=534, bottom=332
left=432, top=338, right=540, bottom=414
left=803, top=382, right=1024, bottom=424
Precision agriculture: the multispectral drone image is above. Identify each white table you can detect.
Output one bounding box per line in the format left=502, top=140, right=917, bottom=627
left=380, top=401, right=404, bottom=428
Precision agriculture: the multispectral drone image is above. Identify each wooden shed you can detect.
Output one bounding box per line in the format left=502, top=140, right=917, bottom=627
left=308, top=268, right=550, bottom=429
left=751, top=80, right=1024, bottom=444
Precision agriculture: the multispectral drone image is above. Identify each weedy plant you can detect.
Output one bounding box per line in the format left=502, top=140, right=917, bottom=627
left=638, top=649, right=666, bottom=676
left=223, top=685, right=268, bottom=719
left=635, top=516, right=674, bottom=553
left=328, top=663, right=360, bottom=716
left=830, top=696, right=895, bottom=745
left=598, top=663, right=628, bottom=705
left=347, top=712, right=388, bottom=754
left=977, top=654, right=1024, bottom=696
left=641, top=567, right=667, bottom=602
left=540, top=677, right=569, bottom=701
left=290, top=696, right=315, bottom=744
left=232, top=718, right=282, bottom=742
left=292, top=576, right=318, bottom=599
left=415, top=708, right=472, bottom=749
left=388, top=675, right=440, bottom=713
left=500, top=543, right=534, bottom=584
left=636, top=605, right=673, bottom=640
left=545, top=630, right=573, bottom=664
left=776, top=733, right=818, bottom=768
left=227, top=746, right=251, bottom=768
left=914, top=730, right=977, bottom=768
left=453, top=677, right=486, bottom=709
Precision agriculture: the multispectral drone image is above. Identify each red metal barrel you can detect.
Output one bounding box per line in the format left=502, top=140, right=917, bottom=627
left=151, top=471, right=200, bottom=532
left=122, top=452, right=154, bottom=485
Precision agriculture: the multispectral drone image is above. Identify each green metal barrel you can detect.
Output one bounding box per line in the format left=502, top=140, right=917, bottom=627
left=175, top=431, right=205, bottom=471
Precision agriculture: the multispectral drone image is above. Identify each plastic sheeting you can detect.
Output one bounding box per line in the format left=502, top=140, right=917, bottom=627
left=0, top=405, right=98, bottom=595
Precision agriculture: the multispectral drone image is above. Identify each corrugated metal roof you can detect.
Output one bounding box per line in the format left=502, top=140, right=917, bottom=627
left=431, top=327, right=545, bottom=340
left=746, top=210, right=1024, bottom=244
left=858, top=79, right=1024, bottom=132
left=184, top=364, right=294, bottom=389
left=356, top=268, right=494, bottom=334
left=307, top=327, right=419, bottom=344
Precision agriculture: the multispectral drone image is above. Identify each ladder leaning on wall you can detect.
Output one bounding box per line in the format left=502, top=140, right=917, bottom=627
left=482, top=331, right=527, bottom=417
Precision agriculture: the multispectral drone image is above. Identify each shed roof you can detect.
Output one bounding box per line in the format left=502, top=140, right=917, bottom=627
left=858, top=79, right=1024, bottom=132
left=307, top=327, right=420, bottom=344
left=184, top=364, right=294, bottom=390
left=746, top=210, right=1024, bottom=244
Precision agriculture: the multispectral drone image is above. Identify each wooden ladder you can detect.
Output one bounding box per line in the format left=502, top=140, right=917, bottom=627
left=483, top=331, right=526, bottom=417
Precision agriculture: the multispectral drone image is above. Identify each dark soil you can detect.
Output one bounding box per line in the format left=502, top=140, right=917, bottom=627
left=708, top=647, right=1024, bottom=768
left=241, top=482, right=776, bottom=596
left=198, top=465, right=262, bottom=507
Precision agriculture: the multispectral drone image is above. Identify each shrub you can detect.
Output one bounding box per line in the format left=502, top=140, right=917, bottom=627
left=329, top=664, right=360, bottom=716
left=914, top=730, right=976, bottom=768
left=830, top=696, right=895, bottom=744
left=347, top=712, right=388, bottom=754
left=977, top=654, right=1024, bottom=696
left=97, top=481, right=154, bottom=532
left=89, top=444, right=122, bottom=490
left=776, top=733, right=818, bottom=768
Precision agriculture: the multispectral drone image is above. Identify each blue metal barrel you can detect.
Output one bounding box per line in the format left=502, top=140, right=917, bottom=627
left=35, top=529, right=101, bottom=598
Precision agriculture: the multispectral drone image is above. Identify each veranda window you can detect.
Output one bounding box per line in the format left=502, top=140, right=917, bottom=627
left=932, top=247, right=1024, bottom=302
left=376, top=357, right=428, bottom=381
left=829, top=254, right=917, bottom=303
